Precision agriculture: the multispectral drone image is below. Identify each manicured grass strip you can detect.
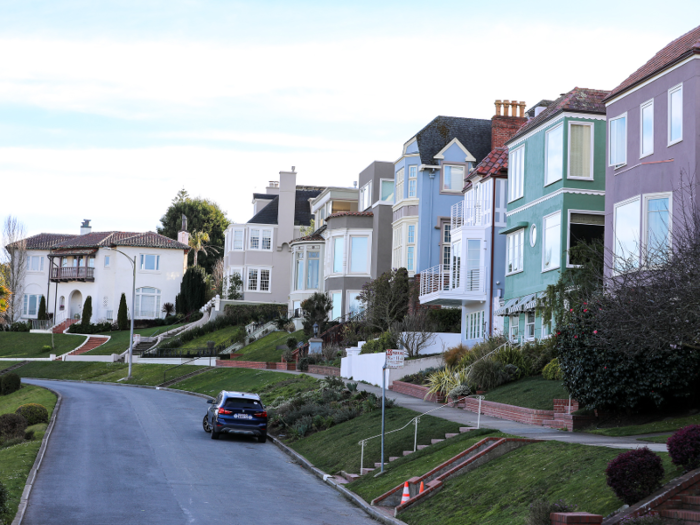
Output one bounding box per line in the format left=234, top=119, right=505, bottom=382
left=290, top=407, right=462, bottom=475
left=176, top=325, right=245, bottom=351
left=15, top=361, right=200, bottom=386
left=483, top=376, right=569, bottom=411
left=87, top=323, right=185, bottom=355
left=0, top=332, right=87, bottom=358
left=639, top=434, right=672, bottom=444
left=0, top=384, right=57, bottom=416
left=588, top=414, right=700, bottom=437
left=349, top=429, right=498, bottom=502
left=232, top=330, right=306, bottom=362
left=399, top=441, right=679, bottom=525
left=0, top=362, right=24, bottom=372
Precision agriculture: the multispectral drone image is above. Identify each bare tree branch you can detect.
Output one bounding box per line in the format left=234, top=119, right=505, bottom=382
left=1, top=216, right=27, bottom=323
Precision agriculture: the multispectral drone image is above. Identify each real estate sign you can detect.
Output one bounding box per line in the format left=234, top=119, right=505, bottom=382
left=386, top=349, right=406, bottom=369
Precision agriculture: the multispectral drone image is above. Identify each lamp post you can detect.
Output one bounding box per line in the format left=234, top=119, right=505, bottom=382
left=105, top=247, right=136, bottom=379
left=313, top=322, right=319, bottom=337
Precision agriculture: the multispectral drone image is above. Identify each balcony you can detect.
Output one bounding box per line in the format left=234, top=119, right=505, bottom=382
left=50, top=267, right=95, bottom=282
left=450, top=193, right=487, bottom=232
left=419, top=262, right=485, bottom=307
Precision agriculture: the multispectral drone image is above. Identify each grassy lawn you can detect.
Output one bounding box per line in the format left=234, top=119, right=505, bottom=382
left=0, top=362, right=23, bottom=372
left=232, top=330, right=306, bottom=362
left=0, top=383, right=58, bottom=523
left=483, top=376, right=569, bottom=410
left=87, top=323, right=185, bottom=355
left=398, top=441, right=679, bottom=525
left=170, top=367, right=317, bottom=404
left=639, top=434, right=672, bottom=444
left=176, top=325, right=245, bottom=351
left=587, top=413, right=700, bottom=437
left=290, top=407, right=462, bottom=475
left=0, top=332, right=87, bottom=359
left=15, top=361, right=200, bottom=386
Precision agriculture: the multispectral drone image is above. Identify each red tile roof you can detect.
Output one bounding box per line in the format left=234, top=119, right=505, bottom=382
left=25, top=231, right=192, bottom=251
left=326, top=211, right=374, bottom=220
left=11, top=233, right=78, bottom=250
left=469, top=147, right=508, bottom=179
left=606, top=25, right=700, bottom=100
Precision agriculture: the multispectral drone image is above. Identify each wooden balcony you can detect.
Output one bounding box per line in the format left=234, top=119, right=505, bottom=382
left=50, top=267, right=95, bottom=282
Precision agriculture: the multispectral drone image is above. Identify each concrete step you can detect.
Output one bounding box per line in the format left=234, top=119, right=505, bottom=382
left=374, top=462, right=388, bottom=469
left=459, top=427, right=473, bottom=433
left=445, top=433, right=459, bottom=439
left=403, top=451, right=414, bottom=456
left=659, top=508, right=700, bottom=523
left=417, top=445, right=429, bottom=450
left=389, top=456, right=400, bottom=462
left=333, top=475, right=349, bottom=485
left=340, top=471, right=360, bottom=482
left=361, top=468, right=375, bottom=475
left=431, top=439, right=444, bottom=445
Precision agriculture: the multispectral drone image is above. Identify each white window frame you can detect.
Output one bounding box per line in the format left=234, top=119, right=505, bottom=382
left=232, top=229, right=244, bottom=251
left=379, top=179, right=394, bottom=203
left=249, top=229, right=260, bottom=250
left=330, top=290, right=342, bottom=321
left=22, top=294, right=42, bottom=318
left=567, top=121, right=595, bottom=180
left=566, top=209, right=605, bottom=268
left=395, top=167, right=405, bottom=203
left=294, top=251, right=305, bottom=291
left=542, top=211, right=562, bottom=273
left=441, top=164, right=465, bottom=193
left=506, top=228, right=524, bottom=276
left=613, top=196, right=641, bottom=274
left=509, top=315, right=519, bottom=343
left=467, top=310, right=484, bottom=340
left=246, top=267, right=272, bottom=293
left=139, top=254, right=160, bottom=271
left=248, top=228, right=272, bottom=251
left=668, top=83, right=683, bottom=146
left=306, top=250, right=320, bottom=290
left=609, top=113, right=627, bottom=168
left=525, top=312, right=535, bottom=341
left=360, top=182, right=372, bottom=210
left=408, top=165, right=417, bottom=198
left=640, top=99, right=654, bottom=158
left=332, top=236, right=345, bottom=274
left=26, top=255, right=44, bottom=272
left=135, top=287, right=162, bottom=319
left=544, top=123, right=564, bottom=186
left=346, top=290, right=363, bottom=317
left=508, top=145, right=525, bottom=202
left=349, top=236, right=370, bottom=275
left=642, top=192, right=673, bottom=264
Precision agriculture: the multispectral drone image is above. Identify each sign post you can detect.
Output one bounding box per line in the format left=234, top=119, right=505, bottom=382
left=380, top=349, right=406, bottom=474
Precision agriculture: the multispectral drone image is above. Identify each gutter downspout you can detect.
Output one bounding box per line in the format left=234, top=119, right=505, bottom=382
left=488, top=177, right=497, bottom=337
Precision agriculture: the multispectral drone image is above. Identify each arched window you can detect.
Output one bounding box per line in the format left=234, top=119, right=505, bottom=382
left=135, top=287, right=161, bottom=318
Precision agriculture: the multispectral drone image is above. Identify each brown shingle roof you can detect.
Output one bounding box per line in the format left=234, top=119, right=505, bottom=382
left=606, top=25, right=700, bottom=100
left=507, top=87, right=609, bottom=145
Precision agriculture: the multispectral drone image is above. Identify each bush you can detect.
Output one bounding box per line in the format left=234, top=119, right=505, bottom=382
left=521, top=338, right=558, bottom=376
left=526, top=499, right=578, bottom=525
left=81, top=295, right=93, bottom=327
left=427, top=308, right=461, bottom=333
left=0, top=413, right=27, bottom=439
left=668, top=425, right=700, bottom=472
left=0, top=479, right=7, bottom=519
left=542, top=358, right=562, bottom=380
left=360, top=331, right=397, bottom=354
left=458, top=336, right=506, bottom=369
left=286, top=337, right=298, bottom=350
left=42, top=345, right=52, bottom=352
left=494, top=345, right=528, bottom=377
left=447, top=383, right=471, bottom=401
left=67, top=321, right=112, bottom=334
left=1, top=373, right=21, bottom=396
left=38, top=295, right=47, bottom=321
left=469, top=359, right=508, bottom=391
left=15, top=404, right=49, bottom=425
left=9, top=321, right=31, bottom=332
left=117, top=293, right=129, bottom=330
left=297, top=357, right=309, bottom=372
left=444, top=344, right=469, bottom=367
left=605, top=448, right=664, bottom=504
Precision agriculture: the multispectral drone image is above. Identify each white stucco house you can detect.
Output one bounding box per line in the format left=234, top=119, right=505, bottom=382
left=11, top=220, right=190, bottom=325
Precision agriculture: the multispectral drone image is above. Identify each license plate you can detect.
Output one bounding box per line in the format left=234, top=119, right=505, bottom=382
left=234, top=414, right=252, bottom=420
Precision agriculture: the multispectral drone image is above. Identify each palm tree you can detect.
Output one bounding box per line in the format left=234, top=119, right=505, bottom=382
left=188, top=231, right=219, bottom=267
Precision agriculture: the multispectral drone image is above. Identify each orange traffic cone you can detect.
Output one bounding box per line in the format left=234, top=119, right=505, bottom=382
left=419, top=481, right=424, bottom=494
left=400, top=481, right=410, bottom=504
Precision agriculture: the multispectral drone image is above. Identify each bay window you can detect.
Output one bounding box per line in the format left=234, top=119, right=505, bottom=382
left=392, top=226, right=403, bottom=268
left=249, top=229, right=260, bottom=249
left=233, top=230, right=244, bottom=250
left=506, top=229, right=524, bottom=274
left=395, top=168, right=405, bottom=202
left=331, top=292, right=342, bottom=320
left=350, top=236, right=368, bottom=274
left=542, top=212, right=561, bottom=271
left=568, top=122, right=593, bottom=179
left=609, top=114, right=627, bottom=167
left=568, top=213, right=604, bottom=266
left=545, top=123, right=563, bottom=185
left=307, top=251, right=320, bottom=289
left=347, top=292, right=362, bottom=316
left=508, top=146, right=524, bottom=201
left=333, top=237, right=344, bottom=273
left=407, top=225, right=416, bottom=272
left=262, top=230, right=271, bottom=250
left=669, top=84, right=683, bottom=145
left=295, top=252, right=304, bottom=291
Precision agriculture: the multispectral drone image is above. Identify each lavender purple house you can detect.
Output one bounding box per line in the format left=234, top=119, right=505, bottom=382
left=604, top=25, right=700, bottom=270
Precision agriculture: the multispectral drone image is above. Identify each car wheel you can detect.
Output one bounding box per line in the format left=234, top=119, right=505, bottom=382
left=257, top=432, right=267, bottom=444
left=202, top=414, right=211, bottom=433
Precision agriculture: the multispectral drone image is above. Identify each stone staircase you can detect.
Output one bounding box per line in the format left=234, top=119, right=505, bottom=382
left=53, top=318, right=78, bottom=334
left=0, top=361, right=29, bottom=374
left=131, top=340, right=158, bottom=356
left=158, top=367, right=214, bottom=388
left=655, top=479, right=700, bottom=524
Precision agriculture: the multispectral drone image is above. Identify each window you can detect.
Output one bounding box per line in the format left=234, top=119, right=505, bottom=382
left=233, top=230, right=244, bottom=250
left=669, top=84, right=683, bottom=145
left=331, top=292, right=342, bottom=320
left=609, top=114, right=627, bottom=167
left=508, top=146, right=524, bottom=201
left=530, top=224, right=537, bottom=247
left=347, top=292, right=362, bottom=316
left=307, top=251, right=320, bottom=289
left=392, top=226, right=403, bottom=268
left=542, top=213, right=561, bottom=271
left=568, top=213, right=604, bottom=266
left=359, top=182, right=372, bottom=210
left=408, top=225, right=415, bottom=244
left=333, top=237, right=344, bottom=273
left=407, top=247, right=415, bottom=272
left=509, top=316, right=519, bottom=342
left=249, top=229, right=271, bottom=250
left=350, top=236, right=368, bottom=273
left=140, top=254, right=160, bottom=271
left=395, top=168, right=405, bottom=202
left=442, top=223, right=451, bottom=268
left=525, top=312, right=535, bottom=340
left=295, top=252, right=304, bottom=291
left=249, top=229, right=260, bottom=249
left=568, top=122, right=593, bottom=179
left=614, top=197, right=641, bottom=272
left=22, top=294, right=42, bottom=317
left=408, top=165, right=417, bottom=197
left=467, top=311, right=484, bottom=340
left=451, top=240, right=461, bottom=288
left=465, top=239, right=480, bottom=291
left=248, top=268, right=258, bottom=291
left=380, top=180, right=394, bottom=202
left=88, top=256, right=95, bottom=268
left=261, top=230, right=271, bottom=250
left=247, top=268, right=271, bottom=292
left=541, top=317, right=551, bottom=338
left=135, top=287, right=161, bottom=318
left=442, top=165, right=464, bottom=192
left=104, top=255, right=111, bottom=268
left=26, top=256, right=44, bottom=272
left=640, top=100, right=654, bottom=157
left=545, top=124, right=563, bottom=185
left=260, top=269, right=270, bottom=291
left=645, top=194, right=671, bottom=263
left=506, top=229, right=524, bottom=274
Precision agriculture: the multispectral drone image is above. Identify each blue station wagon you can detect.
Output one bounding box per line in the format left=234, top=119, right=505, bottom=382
left=203, top=391, right=267, bottom=443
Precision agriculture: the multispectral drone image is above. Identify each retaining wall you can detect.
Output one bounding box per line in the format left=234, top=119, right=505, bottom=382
left=308, top=365, right=340, bottom=376
left=463, top=398, right=554, bottom=426
left=389, top=380, right=440, bottom=403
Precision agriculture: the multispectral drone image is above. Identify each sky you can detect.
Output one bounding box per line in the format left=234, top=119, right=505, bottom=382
left=1, top=0, right=699, bottom=240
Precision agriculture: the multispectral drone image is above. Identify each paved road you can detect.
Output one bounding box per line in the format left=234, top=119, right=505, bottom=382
left=23, top=380, right=378, bottom=525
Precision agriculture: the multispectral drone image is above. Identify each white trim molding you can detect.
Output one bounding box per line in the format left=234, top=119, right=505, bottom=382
left=433, top=137, right=476, bottom=163
left=507, top=188, right=605, bottom=217
left=507, top=112, right=606, bottom=149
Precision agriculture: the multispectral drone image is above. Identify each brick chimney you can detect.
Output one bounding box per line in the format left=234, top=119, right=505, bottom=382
left=492, top=99, right=527, bottom=149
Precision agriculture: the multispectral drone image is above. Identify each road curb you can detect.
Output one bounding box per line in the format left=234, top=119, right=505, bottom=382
left=21, top=377, right=214, bottom=400
left=269, top=435, right=407, bottom=525
left=12, top=384, right=63, bottom=525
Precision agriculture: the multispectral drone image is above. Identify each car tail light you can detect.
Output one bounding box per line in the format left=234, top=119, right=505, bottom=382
left=218, top=408, right=233, bottom=415
left=254, top=411, right=267, bottom=418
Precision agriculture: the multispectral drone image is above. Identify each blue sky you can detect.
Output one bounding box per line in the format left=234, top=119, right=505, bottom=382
left=1, top=0, right=698, bottom=238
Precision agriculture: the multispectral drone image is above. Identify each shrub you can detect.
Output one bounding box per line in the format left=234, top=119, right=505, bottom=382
left=447, top=383, right=471, bottom=401
left=117, top=293, right=129, bottom=330
left=444, top=344, right=469, bottom=367
left=10, top=321, right=31, bottom=332
left=668, top=425, right=700, bottom=472
left=469, top=359, right=508, bottom=391
left=494, top=345, right=528, bottom=377
left=42, top=345, right=53, bottom=352
left=347, top=382, right=358, bottom=392
left=0, top=413, right=27, bottom=439
left=522, top=338, right=558, bottom=376
left=458, top=336, right=506, bottom=369
left=67, top=321, right=112, bottom=334
left=526, top=499, right=578, bottom=525
left=427, top=308, right=461, bottom=333
left=360, top=331, right=398, bottom=354
left=542, top=358, right=562, bottom=380
left=38, top=295, right=47, bottom=321
left=297, top=357, right=309, bottom=372
left=81, top=296, right=93, bottom=327
left=15, top=404, right=49, bottom=426
left=1, top=373, right=21, bottom=396
left=286, top=337, right=298, bottom=350
left=605, top=448, right=664, bottom=505
left=282, top=348, right=294, bottom=363
left=0, top=479, right=7, bottom=518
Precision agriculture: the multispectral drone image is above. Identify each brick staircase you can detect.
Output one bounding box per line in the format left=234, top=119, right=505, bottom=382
left=53, top=318, right=78, bottom=334
left=655, top=479, right=700, bottom=524
left=71, top=336, right=109, bottom=355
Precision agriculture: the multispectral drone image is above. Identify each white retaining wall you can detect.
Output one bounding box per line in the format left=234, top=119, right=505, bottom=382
left=64, top=354, right=121, bottom=363
left=131, top=356, right=217, bottom=366
left=413, top=332, right=462, bottom=355
left=340, top=351, right=444, bottom=387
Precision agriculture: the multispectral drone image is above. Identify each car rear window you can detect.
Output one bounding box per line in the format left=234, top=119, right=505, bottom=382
left=224, top=398, right=262, bottom=409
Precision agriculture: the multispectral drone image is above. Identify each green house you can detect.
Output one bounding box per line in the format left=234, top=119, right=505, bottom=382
left=496, top=88, right=609, bottom=343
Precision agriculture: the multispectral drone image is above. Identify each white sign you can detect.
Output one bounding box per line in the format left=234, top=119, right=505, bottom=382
left=386, top=349, right=406, bottom=369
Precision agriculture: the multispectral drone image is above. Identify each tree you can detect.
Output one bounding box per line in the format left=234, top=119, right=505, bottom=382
left=211, top=258, right=225, bottom=296
left=222, top=274, right=243, bottom=300
left=299, top=219, right=315, bottom=237
left=188, top=231, right=219, bottom=268
left=393, top=309, right=438, bottom=358
left=179, top=266, right=207, bottom=313
left=1, top=216, right=27, bottom=323
left=0, top=284, right=10, bottom=319
left=81, top=296, right=92, bottom=327
left=358, top=268, right=409, bottom=333
left=300, top=292, right=333, bottom=337
left=162, top=302, right=175, bottom=317
left=37, top=295, right=47, bottom=321
left=157, top=191, right=229, bottom=274
left=117, top=293, right=128, bottom=330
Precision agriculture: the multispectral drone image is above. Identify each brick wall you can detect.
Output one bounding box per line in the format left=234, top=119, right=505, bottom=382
left=553, top=399, right=579, bottom=413
left=216, top=360, right=267, bottom=369
left=464, top=398, right=554, bottom=426
left=389, top=380, right=441, bottom=403
left=308, top=365, right=340, bottom=376
left=552, top=513, right=602, bottom=525
left=492, top=115, right=527, bottom=149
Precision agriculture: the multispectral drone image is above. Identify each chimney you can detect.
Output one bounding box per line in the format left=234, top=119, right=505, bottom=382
left=80, top=219, right=92, bottom=235
left=266, top=180, right=280, bottom=195
left=177, top=214, right=190, bottom=245
left=491, top=99, right=528, bottom=150
left=277, top=167, right=297, bottom=248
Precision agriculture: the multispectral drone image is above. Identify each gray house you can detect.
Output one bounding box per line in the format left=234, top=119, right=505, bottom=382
left=604, top=25, right=700, bottom=271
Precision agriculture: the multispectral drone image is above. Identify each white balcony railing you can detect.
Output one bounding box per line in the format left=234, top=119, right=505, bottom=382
left=451, top=193, right=487, bottom=231
left=420, top=262, right=483, bottom=298
left=420, top=264, right=451, bottom=296
left=451, top=201, right=464, bottom=231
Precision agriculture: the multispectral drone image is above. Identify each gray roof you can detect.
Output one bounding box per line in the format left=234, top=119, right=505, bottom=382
left=252, top=193, right=277, bottom=200
left=413, top=116, right=492, bottom=166
left=247, top=188, right=323, bottom=226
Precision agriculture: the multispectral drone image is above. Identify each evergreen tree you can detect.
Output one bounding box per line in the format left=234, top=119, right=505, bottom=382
left=117, top=293, right=128, bottom=330
left=179, top=266, right=207, bottom=313
left=81, top=296, right=92, bottom=327
left=37, top=295, right=47, bottom=321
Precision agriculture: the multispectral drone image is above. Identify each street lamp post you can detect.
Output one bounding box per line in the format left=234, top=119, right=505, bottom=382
left=105, top=247, right=136, bottom=379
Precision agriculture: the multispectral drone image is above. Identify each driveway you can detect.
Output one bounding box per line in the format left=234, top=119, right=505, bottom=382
left=22, top=379, right=377, bottom=525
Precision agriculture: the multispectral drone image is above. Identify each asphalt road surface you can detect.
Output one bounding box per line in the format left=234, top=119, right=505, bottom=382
left=23, top=379, right=378, bottom=525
